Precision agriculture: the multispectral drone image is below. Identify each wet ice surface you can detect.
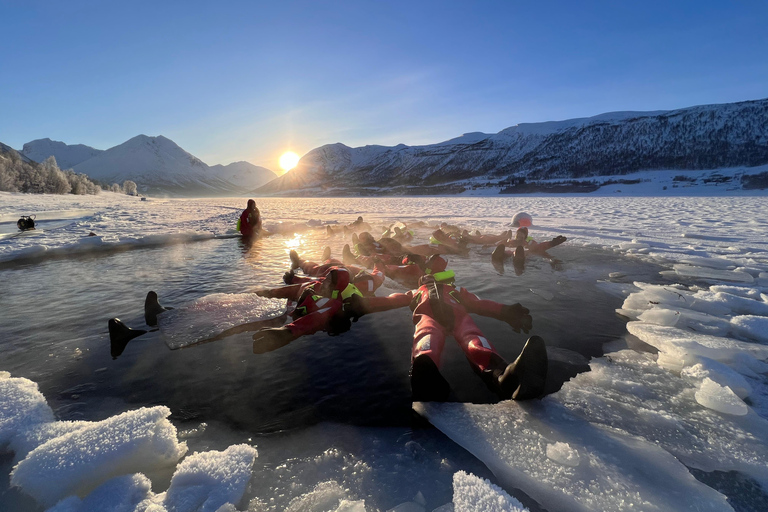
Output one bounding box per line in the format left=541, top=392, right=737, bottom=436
left=1, top=192, right=768, bottom=511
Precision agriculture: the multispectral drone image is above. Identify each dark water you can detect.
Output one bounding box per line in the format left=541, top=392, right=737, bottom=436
left=0, top=228, right=664, bottom=432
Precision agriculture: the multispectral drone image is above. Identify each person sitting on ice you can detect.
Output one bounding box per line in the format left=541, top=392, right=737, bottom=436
left=345, top=256, right=545, bottom=402
left=286, top=248, right=385, bottom=297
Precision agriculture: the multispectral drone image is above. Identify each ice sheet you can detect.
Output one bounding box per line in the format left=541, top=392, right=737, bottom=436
left=452, top=471, right=527, bottom=512
left=158, top=293, right=287, bottom=349
left=414, top=398, right=732, bottom=512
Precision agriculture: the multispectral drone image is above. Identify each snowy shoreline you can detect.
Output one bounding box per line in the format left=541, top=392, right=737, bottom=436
left=2, top=191, right=768, bottom=511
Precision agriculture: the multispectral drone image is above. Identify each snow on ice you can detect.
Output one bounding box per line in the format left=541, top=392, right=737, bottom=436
left=1, top=190, right=768, bottom=510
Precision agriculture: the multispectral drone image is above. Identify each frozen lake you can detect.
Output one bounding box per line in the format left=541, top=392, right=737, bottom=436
left=1, top=193, right=768, bottom=511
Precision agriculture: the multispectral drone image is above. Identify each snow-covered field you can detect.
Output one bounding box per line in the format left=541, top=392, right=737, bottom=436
left=1, top=189, right=768, bottom=511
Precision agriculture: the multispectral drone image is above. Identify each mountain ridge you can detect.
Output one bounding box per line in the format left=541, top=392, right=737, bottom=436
left=258, top=97, right=768, bottom=196
left=20, top=135, right=277, bottom=196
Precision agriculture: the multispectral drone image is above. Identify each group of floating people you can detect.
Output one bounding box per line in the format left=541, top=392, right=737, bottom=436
left=109, top=201, right=568, bottom=402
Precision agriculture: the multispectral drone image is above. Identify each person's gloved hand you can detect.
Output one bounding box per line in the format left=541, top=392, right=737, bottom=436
left=344, top=294, right=367, bottom=322
left=501, top=303, right=532, bottom=333
left=252, top=327, right=294, bottom=354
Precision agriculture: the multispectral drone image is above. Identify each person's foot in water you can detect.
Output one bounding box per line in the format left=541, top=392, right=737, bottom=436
left=512, top=246, right=526, bottom=276
left=550, top=235, right=567, bottom=248
left=252, top=327, right=295, bottom=354
left=322, top=246, right=331, bottom=262
left=481, top=336, right=548, bottom=400
left=145, top=291, right=172, bottom=327
left=289, top=250, right=301, bottom=270
left=410, top=353, right=452, bottom=402
left=342, top=244, right=357, bottom=265
left=108, top=318, right=147, bottom=359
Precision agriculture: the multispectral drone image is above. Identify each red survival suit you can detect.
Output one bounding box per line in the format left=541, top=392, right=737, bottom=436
left=239, top=201, right=261, bottom=237
left=262, top=266, right=360, bottom=338
left=291, top=258, right=385, bottom=296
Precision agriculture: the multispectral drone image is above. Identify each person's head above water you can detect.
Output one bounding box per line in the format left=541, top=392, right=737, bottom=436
left=247, top=199, right=256, bottom=210
left=358, top=232, right=375, bottom=244
left=425, top=254, right=448, bottom=274
left=515, top=227, right=529, bottom=241
left=511, top=212, right=532, bottom=227
left=319, top=267, right=351, bottom=297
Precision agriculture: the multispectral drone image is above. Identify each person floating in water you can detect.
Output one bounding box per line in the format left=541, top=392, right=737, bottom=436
left=251, top=266, right=408, bottom=354
left=459, top=229, right=512, bottom=246
left=239, top=199, right=263, bottom=238
left=286, top=248, right=385, bottom=297
left=491, top=227, right=566, bottom=275
left=492, top=227, right=567, bottom=260
left=346, top=257, right=546, bottom=402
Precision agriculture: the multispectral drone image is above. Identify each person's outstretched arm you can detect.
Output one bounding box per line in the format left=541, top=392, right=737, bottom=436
left=256, top=284, right=303, bottom=300
left=345, top=291, right=413, bottom=320
left=457, top=288, right=532, bottom=333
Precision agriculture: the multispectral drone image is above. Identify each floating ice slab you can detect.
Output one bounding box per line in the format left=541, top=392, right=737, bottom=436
left=452, top=471, right=528, bottom=512
left=8, top=420, right=91, bottom=461
left=730, top=315, right=768, bottom=344
left=558, top=350, right=768, bottom=487
left=627, top=322, right=768, bottom=371
left=0, top=373, right=54, bottom=449
left=158, top=293, right=286, bottom=349
left=695, top=378, right=749, bottom=416
left=415, top=397, right=732, bottom=512
left=673, top=264, right=754, bottom=283
left=46, top=473, right=152, bottom=512
left=11, top=406, right=187, bottom=506
left=159, top=444, right=257, bottom=512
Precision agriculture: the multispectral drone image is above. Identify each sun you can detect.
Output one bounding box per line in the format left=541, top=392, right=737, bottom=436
left=279, top=151, right=300, bottom=172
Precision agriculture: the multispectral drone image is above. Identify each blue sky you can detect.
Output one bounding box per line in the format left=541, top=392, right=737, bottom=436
left=1, top=0, right=766, bottom=173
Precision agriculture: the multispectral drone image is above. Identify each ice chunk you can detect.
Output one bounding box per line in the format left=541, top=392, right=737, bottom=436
left=681, top=358, right=752, bottom=399
left=158, top=293, right=286, bottom=349
left=46, top=473, right=152, bottom=512
left=285, top=481, right=351, bottom=512
left=695, top=378, right=748, bottom=416
left=161, top=444, right=257, bottom=512
left=709, top=285, right=762, bottom=300
left=0, top=374, right=54, bottom=449
left=545, top=442, right=580, bottom=467
left=638, top=306, right=731, bottom=336
left=415, top=397, right=732, bottom=512
left=557, top=350, right=768, bottom=487
left=731, top=315, right=768, bottom=344
left=626, top=322, right=768, bottom=371
left=452, top=471, right=527, bottom=512
left=673, top=264, right=754, bottom=283
left=695, top=290, right=768, bottom=316
left=9, top=420, right=91, bottom=461
left=11, top=406, right=187, bottom=507
left=678, top=256, right=735, bottom=270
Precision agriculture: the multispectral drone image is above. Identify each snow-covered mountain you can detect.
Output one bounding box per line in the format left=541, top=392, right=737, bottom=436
left=17, top=135, right=278, bottom=196
left=0, top=142, right=35, bottom=164
left=258, top=98, right=768, bottom=196
left=70, top=135, right=222, bottom=194
left=208, top=161, right=276, bottom=191
left=22, top=138, right=103, bottom=169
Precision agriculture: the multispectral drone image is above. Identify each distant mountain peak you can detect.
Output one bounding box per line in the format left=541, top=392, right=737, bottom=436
left=258, top=97, right=768, bottom=196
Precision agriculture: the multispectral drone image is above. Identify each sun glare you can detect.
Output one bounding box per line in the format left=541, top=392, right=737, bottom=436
left=279, top=151, right=300, bottom=172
